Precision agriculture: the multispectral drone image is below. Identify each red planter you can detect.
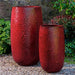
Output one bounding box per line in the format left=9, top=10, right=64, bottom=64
left=11, top=6, right=43, bottom=66
left=39, top=25, right=65, bottom=73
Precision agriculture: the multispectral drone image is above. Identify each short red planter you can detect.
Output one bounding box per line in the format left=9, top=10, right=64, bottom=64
left=39, top=25, right=65, bottom=73
left=11, top=6, right=43, bottom=66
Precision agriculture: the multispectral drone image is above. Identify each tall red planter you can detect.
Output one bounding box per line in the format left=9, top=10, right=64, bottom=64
left=39, top=25, right=65, bottom=73
left=11, top=6, right=43, bottom=66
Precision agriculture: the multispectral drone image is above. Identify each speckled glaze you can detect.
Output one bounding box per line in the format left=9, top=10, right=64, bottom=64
left=11, top=6, right=43, bottom=66
left=39, top=25, right=65, bottom=73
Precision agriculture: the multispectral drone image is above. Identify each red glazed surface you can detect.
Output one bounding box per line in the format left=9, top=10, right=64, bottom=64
left=11, top=6, right=43, bottom=66
left=39, top=25, right=65, bottom=73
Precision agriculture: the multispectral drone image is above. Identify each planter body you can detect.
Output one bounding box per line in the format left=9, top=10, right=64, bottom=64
left=11, top=6, right=43, bottom=66
left=39, top=25, right=65, bottom=73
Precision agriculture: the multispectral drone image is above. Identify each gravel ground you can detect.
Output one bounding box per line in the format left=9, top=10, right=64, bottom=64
left=0, top=54, right=75, bottom=75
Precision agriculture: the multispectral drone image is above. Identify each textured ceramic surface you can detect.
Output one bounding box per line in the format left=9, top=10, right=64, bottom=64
left=11, top=6, right=43, bottom=66
left=39, top=25, right=65, bottom=73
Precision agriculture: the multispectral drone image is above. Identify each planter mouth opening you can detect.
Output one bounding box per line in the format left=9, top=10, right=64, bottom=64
left=42, top=24, right=63, bottom=27
left=12, top=6, right=41, bottom=8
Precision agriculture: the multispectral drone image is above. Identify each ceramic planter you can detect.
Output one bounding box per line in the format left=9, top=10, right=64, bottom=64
left=39, top=25, right=65, bottom=73
left=11, top=6, right=43, bottom=66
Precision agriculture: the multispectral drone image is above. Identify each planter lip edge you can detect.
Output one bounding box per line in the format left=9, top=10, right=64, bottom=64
left=41, top=24, right=63, bottom=27
left=12, top=6, right=41, bottom=8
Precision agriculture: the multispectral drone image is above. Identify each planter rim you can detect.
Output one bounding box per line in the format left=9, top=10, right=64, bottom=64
left=41, top=24, right=63, bottom=27
left=12, top=6, right=41, bottom=8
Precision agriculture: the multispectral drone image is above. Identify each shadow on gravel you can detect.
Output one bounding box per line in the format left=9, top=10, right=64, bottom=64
left=56, top=64, right=75, bottom=74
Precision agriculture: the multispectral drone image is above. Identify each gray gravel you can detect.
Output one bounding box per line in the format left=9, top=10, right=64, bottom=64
left=0, top=54, right=75, bottom=75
